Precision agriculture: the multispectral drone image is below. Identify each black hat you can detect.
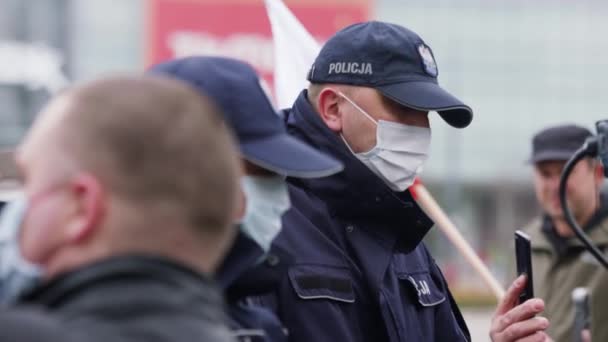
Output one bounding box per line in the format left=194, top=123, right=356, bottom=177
left=529, top=124, right=593, bottom=163
left=307, top=21, right=473, bottom=129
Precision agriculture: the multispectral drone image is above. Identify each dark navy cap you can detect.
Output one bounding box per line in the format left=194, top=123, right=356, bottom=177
left=149, top=56, right=343, bottom=178
left=307, top=21, right=473, bottom=129
left=530, top=124, right=593, bottom=163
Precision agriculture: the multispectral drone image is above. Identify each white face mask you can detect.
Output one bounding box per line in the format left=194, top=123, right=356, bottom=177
left=240, top=175, right=291, bottom=252
left=0, top=196, right=43, bottom=305
left=338, top=92, right=431, bottom=191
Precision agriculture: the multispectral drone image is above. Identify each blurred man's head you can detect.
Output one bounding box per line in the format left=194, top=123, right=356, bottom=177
left=530, top=124, right=604, bottom=236
left=16, top=75, right=240, bottom=277
left=305, top=21, right=472, bottom=191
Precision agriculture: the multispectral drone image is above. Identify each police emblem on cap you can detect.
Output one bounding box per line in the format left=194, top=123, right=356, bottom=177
left=418, top=44, right=438, bottom=77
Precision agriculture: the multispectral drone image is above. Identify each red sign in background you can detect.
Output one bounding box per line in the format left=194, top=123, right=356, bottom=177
left=147, top=0, right=371, bottom=88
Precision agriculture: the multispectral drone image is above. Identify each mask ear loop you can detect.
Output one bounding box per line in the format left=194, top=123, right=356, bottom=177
left=334, top=90, right=380, bottom=156
left=335, top=91, right=377, bottom=125
left=339, top=134, right=357, bottom=155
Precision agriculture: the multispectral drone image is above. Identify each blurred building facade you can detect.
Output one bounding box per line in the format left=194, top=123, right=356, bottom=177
left=0, top=0, right=606, bottom=292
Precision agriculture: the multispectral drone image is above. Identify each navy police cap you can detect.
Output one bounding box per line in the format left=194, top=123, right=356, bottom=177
left=149, top=56, right=343, bottom=178
left=307, top=21, right=473, bottom=129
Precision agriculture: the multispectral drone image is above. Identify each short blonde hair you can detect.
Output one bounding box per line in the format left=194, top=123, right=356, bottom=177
left=60, top=75, right=240, bottom=234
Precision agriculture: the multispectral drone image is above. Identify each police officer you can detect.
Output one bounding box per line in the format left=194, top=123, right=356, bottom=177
left=0, top=75, right=239, bottom=341
left=254, top=21, right=551, bottom=342
left=149, top=56, right=343, bottom=342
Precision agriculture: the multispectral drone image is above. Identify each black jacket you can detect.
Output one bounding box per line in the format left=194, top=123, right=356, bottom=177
left=218, top=232, right=287, bottom=342
left=0, top=255, right=233, bottom=342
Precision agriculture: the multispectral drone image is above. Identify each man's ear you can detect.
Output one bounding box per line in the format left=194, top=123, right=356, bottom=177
left=316, top=88, right=343, bottom=133
left=595, top=161, right=605, bottom=186
left=64, top=174, right=106, bottom=244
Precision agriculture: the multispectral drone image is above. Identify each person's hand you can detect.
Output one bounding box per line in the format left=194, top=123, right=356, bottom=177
left=581, top=329, right=591, bottom=342
left=489, top=275, right=550, bottom=341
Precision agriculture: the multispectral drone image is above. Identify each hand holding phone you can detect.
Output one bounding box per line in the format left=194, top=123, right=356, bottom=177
left=515, top=230, right=534, bottom=304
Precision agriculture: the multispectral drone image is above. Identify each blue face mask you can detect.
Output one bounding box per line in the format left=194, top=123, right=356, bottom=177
left=240, top=175, right=291, bottom=252
left=0, top=196, right=43, bottom=305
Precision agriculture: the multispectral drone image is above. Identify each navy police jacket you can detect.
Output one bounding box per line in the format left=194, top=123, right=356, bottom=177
left=257, top=91, right=470, bottom=342
left=218, top=232, right=288, bottom=342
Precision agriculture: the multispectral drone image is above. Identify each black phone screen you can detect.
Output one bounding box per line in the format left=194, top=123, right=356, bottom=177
left=515, top=230, right=534, bottom=304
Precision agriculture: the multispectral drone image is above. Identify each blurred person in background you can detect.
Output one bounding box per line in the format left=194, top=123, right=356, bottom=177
left=523, top=124, right=607, bottom=342
left=149, top=56, right=343, bottom=342
left=0, top=75, right=240, bottom=342
left=252, top=21, right=551, bottom=342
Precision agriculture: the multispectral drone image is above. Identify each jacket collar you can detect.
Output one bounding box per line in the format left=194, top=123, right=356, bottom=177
left=216, top=229, right=265, bottom=296
left=531, top=194, right=608, bottom=254
left=285, top=90, right=433, bottom=249
left=21, top=255, right=216, bottom=308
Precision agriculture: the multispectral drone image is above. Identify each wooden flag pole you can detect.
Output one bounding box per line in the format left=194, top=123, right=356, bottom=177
left=411, top=181, right=505, bottom=300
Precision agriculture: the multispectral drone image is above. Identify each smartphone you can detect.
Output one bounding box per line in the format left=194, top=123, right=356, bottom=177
left=515, top=230, right=534, bottom=304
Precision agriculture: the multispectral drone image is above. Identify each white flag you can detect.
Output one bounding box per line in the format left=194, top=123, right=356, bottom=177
left=264, top=0, right=320, bottom=109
